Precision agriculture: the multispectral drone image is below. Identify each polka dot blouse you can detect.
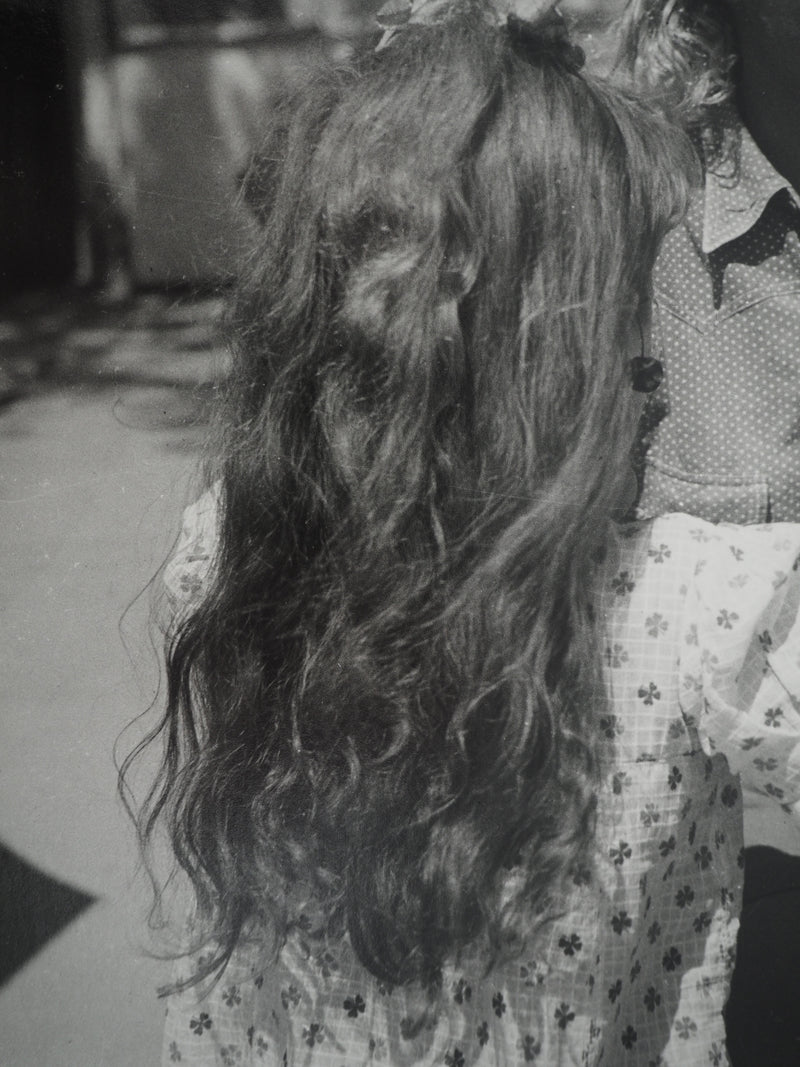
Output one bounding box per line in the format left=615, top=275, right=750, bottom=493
left=160, top=495, right=800, bottom=1066
left=640, top=126, right=800, bottom=526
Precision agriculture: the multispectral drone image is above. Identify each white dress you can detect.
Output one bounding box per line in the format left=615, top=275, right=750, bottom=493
left=160, top=501, right=800, bottom=1066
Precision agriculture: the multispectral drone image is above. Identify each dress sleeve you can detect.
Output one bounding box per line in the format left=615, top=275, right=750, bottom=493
left=162, top=485, right=221, bottom=617
left=679, top=520, right=800, bottom=823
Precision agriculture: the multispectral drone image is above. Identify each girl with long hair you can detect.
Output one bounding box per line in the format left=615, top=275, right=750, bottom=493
left=136, top=3, right=800, bottom=1064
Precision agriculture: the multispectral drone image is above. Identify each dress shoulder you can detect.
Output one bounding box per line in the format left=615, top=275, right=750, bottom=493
left=672, top=515, right=800, bottom=831
left=163, top=484, right=221, bottom=615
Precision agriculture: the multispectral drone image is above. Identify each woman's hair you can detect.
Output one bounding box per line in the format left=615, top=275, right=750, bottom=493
left=134, top=3, right=694, bottom=988
left=611, top=1, right=738, bottom=164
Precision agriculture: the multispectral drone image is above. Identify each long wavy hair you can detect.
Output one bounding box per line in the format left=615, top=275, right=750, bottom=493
left=133, top=4, right=694, bottom=988
left=611, top=0, right=738, bottom=164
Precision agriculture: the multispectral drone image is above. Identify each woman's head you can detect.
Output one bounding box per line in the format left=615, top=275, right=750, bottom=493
left=146, top=2, right=695, bottom=988
left=561, top=1, right=736, bottom=157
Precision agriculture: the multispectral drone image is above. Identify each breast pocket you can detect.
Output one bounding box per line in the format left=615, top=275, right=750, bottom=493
left=643, top=277, right=800, bottom=523
left=638, top=459, right=770, bottom=524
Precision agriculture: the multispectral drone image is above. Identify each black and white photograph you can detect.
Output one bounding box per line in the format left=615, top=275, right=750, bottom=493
left=1, top=3, right=799, bottom=1064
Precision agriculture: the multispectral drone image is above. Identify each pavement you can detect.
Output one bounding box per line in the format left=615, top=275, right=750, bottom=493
left=0, top=288, right=227, bottom=1065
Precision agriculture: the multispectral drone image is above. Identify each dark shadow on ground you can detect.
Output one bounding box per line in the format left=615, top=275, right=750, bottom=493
left=0, top=843, right=96, bottom=987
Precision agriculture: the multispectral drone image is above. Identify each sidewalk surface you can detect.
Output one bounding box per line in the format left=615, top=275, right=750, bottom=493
left=0, top=288, right=227, bottom=1065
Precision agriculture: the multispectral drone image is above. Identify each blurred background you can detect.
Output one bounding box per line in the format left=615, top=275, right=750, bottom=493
left=0, top=1, right=382, bottom=1062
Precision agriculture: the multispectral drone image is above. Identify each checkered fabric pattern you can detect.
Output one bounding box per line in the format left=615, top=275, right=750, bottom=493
left=161, top=500, right=800, bottom=1066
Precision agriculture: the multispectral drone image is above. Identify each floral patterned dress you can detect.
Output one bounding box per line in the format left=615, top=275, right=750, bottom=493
left=160, top=498, right=800, bottom=1067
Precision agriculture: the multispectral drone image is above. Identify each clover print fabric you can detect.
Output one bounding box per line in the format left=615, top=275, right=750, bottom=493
left=160, top=508, right=800, bottom=1066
